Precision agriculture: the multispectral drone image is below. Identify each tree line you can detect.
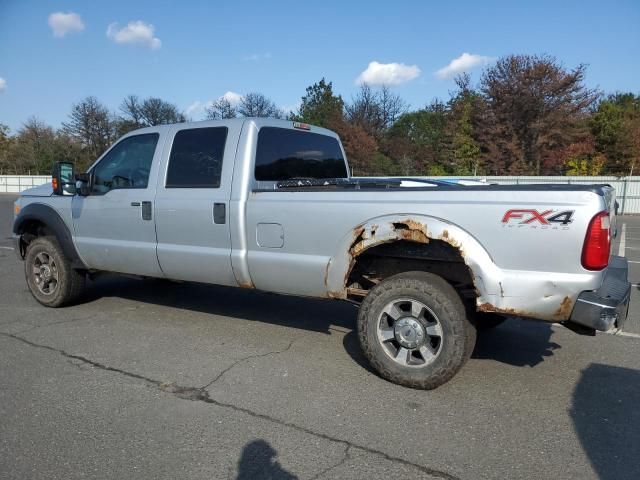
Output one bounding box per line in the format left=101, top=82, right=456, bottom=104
left=1, top=54, right=638, bottom=176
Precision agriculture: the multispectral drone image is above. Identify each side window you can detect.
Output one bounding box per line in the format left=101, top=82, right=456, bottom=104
left=166, top=127, right=228, bottom=188
left=91, top=133, right=159, bottom=195
left=255, top=127, right=348, bottom=181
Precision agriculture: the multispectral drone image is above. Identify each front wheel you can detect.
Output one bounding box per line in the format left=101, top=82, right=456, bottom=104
left=24, top=236, right=86, bottom=307
left=358, top=271, right=476, bottom=390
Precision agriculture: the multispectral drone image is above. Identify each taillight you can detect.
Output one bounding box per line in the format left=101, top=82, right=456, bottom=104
left=582, top=211, right=611, bottom=270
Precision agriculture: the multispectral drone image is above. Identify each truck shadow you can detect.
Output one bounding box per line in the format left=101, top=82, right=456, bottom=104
left=472, top=319, right=561, bottom=367
left=84, top=275, right=563, bottom=372
left=85, top=275, right=358, bottom=333
left=570, top=363, right=640, bottom=480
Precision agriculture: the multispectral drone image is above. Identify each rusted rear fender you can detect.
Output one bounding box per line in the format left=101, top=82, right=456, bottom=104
left=324, top=214, right=498, bottom=303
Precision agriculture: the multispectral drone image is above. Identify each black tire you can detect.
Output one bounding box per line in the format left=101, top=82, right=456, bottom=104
left=24, top=236, right=86, bottom=307
left=358, top=271, right=476, bottom=390
left=473, top=312, right=506, bottom=331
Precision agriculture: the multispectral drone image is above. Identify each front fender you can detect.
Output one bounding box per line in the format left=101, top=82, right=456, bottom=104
left=13, top=203, right=86, bottom=269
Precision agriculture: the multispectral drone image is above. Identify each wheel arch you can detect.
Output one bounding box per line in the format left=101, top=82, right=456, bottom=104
left=13, top=203, right=86, bottom=269
left=325, top=214, right=500, bottom=306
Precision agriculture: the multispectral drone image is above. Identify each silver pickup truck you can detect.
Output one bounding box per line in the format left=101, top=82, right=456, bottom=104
left=12, top=118, right=631, bottom=389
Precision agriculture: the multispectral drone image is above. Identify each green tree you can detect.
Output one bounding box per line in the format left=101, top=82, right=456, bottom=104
left=294, top=78, right=344, bottom=128
left=590, top=93, right=640, bottom=174
left=387, top=102, right=449, bottom=174
left=448, top=75, right=483, bottom=175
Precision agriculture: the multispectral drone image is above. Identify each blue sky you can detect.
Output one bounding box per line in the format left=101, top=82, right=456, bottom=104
left=0, top=0, right=639, bottom=132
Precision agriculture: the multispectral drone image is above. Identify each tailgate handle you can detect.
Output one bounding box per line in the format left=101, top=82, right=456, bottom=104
left=213, top=203, right=226, bottom=224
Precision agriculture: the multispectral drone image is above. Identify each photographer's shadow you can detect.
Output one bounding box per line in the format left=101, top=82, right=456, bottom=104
left=236, top=439, right=298, bottom=480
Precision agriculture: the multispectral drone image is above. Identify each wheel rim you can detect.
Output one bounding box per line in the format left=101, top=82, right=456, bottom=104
left=376, top=298, right=443, bottom=368
left=32, top=251, right=59, bottom=295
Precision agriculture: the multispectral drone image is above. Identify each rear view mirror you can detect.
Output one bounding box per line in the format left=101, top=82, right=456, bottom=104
left=52, top=162, right=76, bottom=195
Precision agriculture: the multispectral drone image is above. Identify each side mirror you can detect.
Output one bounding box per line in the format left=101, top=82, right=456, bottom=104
left=52, top=162, right=76, bottom=195
left=75, top=172, right=92, bottom=196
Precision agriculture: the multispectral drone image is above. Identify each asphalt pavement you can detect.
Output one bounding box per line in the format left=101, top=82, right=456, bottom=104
left=0, top=193, right=639, bottom=480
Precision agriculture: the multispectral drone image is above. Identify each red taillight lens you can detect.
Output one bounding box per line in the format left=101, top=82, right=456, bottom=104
left=582, top=211, right=611, bottom=270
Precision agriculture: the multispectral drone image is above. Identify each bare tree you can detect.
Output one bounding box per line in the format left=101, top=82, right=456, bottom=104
left=346, top=85, right=406, bottom=139
left=205, top=97, right=238, bottom=119
left=120, top=95, right=185, bottom=130
left=378, top=86, right=408, bottom=130
left=238, top=92, right=283, bottom=118
left=62, top=96, right=116, bottom=161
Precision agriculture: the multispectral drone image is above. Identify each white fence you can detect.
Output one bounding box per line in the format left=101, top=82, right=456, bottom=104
left=3, top=174, right=640, bottom=214
left=0, top=175, right=51, bottom=193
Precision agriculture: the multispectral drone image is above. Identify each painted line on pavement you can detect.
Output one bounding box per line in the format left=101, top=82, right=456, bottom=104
left=618, top=223, right=626, bottom=257
left=0, top=246, right=14, bottom=250
left=613, top=331, right=640, bottom=339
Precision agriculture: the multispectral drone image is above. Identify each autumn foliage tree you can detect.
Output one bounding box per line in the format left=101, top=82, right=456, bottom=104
left=480, top=55, right=599, bottom=175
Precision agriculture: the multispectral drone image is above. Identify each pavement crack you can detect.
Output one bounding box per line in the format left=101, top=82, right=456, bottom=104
left=201, top=337, right=299, bottom=389
left=0, top=331, right=161, bottom=386
left=307, top=444, right=351, bottom=480
left=1, top=331, right=459, bottom=480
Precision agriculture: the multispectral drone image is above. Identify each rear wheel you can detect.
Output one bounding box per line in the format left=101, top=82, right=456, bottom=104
left=24, top=236, right=86, bottom=307
left=358, top=271, right=476, bottom=389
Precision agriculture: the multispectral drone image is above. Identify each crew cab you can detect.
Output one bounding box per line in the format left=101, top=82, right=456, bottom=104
left=12, top=118, right=631, bottom=389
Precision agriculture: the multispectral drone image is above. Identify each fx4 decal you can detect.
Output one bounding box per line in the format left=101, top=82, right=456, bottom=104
left=502, top=209, right=575, bottom=227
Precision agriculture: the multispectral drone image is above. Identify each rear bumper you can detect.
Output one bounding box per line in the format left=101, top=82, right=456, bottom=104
left=569, top=256, right=631, bottom=332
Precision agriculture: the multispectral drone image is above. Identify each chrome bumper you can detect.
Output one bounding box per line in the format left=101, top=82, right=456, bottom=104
left=569, top=256, right=631, bottom=332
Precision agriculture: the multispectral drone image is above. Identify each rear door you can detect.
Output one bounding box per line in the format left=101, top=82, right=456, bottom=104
left=153, top=122, right=239, bottom=285
left=71, top=131, right=164, bottom=276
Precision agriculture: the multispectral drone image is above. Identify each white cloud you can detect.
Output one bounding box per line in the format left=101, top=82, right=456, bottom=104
left=435, top=53, right=495, bottom=79
left=356, top=61, right=421, bottom=86
left=185, top=101, right=208, bottom=118
left=107, top=21, right=161, bottom=49
left=220, top=91, right=243, bottom=106
left=185, top=92, right=244, bottom=119
left=48, top=12, right=85, bottom=38
left=0, top=77, right=6, bottom=92
left=243, top=52, right=272, bottom=61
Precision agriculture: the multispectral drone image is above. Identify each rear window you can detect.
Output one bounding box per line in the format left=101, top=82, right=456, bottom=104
left=166, top=127, right=228, bottom=188
left=255, top=127, right=347, bottom=181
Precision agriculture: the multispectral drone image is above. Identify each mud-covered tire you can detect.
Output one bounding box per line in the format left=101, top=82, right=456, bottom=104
left=358, top=271, right=476, bottom=390
left=473, top=312, right=506, bottom=331
left=24, top=236, right=86, bottom=307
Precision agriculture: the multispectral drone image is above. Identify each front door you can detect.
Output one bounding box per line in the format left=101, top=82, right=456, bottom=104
left=72, top=131, right=164, bottom=277
left=153, top=124, right=237, bottom=285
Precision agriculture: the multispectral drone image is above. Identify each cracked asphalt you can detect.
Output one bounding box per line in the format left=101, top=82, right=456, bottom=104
left=1, top=193, right=639, bottom=480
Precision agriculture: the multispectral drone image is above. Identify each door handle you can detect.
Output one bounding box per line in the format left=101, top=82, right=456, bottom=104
left=141, top=201, right=152, bottom=221
left=130, top=202, right=141, bottom=207
left=213, top=203, right=226, bottom=224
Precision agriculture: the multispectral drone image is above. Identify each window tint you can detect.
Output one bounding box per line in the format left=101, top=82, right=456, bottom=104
left=255, top=127, right=347, bottom=181
left=91, top=134, right=159, bottom=195
left=166, top=127, right=228, bottom=188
